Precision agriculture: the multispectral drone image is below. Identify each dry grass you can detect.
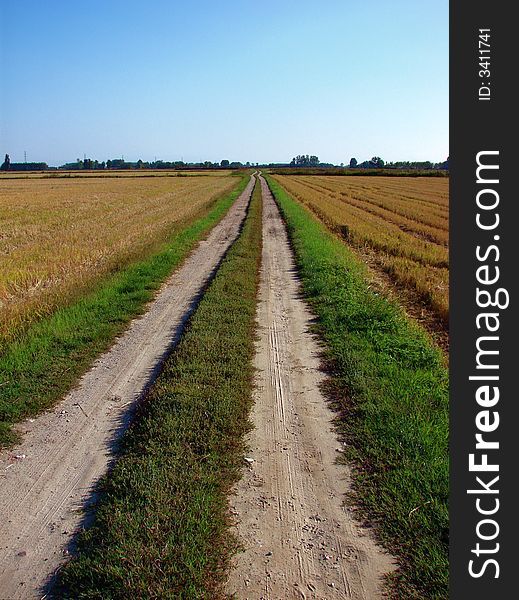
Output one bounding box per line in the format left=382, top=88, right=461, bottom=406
left=0, top=174, right=237, bottom=342
left=273, top=175, right=449, bottom=326
left=0, top=170, right=233, bottom=179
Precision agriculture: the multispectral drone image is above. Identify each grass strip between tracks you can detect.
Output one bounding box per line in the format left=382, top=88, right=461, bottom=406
left=56, top=178, right=262, bottom=598
left=0, top=174, right=249, bottom=447
left=265, top=175, right=448, bottom=599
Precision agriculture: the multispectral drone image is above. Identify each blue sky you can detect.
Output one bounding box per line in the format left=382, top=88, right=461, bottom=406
left=0, top=0, right=448, bottom=166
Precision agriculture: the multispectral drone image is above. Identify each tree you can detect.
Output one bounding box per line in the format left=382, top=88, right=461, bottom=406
left=290, top=154, right=320, bottom=167
left=220, top=159, right=230, bottom=168
left=371, top=156, right=384, bottom=168
left=349, top=158, right=357, bottom=168
left=0, top=154, right=10, bottom=170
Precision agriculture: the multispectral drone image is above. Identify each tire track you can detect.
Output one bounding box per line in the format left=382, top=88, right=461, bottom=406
left=226, top=175, right=394, bottom=599
left=0, top=175, right=256, bottom=599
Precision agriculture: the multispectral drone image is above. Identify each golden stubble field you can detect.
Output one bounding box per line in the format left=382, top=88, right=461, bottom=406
left=0, top=173, right=237, bottom=341
left=273, top=175, right=449, bottom=325
left=0, top=170, right=232, bottom=179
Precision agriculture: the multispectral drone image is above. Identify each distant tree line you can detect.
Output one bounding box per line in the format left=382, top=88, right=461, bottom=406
left=290, top=155, right=320, bottom=167
left=0, top=153, right=254, bottom=172
left=1, top=154, right=49, bottom=171
left=348, top=156, right=449, bottom=170
left=287, top=154, right=448, bottom=171
left=1, top=150, right=449, bottom=172
left=286, top=155, right=337, bottom=168
left=57, top=158, right=252, bottom=170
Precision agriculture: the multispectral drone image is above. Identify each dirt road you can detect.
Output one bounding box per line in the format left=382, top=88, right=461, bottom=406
left=226, top=176, right=394, bottom=599
left=0, top=175, right=255, bottom=599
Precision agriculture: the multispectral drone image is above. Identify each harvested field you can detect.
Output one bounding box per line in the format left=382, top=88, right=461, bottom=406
left=272, top=175, right=449, bottom=327
left=0, top=170, right=233, bottom=179
left=0, top=174, right=238, bottom=342
left=0, top=172, right=447, bottom=598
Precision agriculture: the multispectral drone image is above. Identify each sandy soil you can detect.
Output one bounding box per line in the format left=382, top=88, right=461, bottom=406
left=0, top=175, right=255, bottom=599
left=225, top=176, right=394, bottom=600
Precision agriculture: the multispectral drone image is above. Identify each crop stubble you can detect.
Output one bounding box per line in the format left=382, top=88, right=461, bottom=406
left=0, top=174, right=237, bottom=341
left=272, top=175, right=449, bottom=327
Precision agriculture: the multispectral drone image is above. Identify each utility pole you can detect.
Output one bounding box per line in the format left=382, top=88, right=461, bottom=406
left=24, top=151, right=27, bottom=163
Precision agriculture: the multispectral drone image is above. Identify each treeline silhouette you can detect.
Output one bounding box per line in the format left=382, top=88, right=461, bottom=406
left=1, top=153, right=449, bottom=173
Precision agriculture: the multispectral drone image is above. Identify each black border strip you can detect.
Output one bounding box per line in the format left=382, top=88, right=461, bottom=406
left=450, top=2, right=514, bottom=597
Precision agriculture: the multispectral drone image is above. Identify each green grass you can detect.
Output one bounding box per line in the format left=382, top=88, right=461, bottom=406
left=0, top=174, right=250, bottom=448
left=54, top=177, right=262, bottom=599
left=265, top=175, right=448, bottom=599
